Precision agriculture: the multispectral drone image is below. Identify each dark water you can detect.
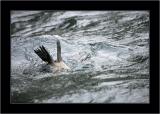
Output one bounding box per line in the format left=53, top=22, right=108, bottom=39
left=11, top=11, right=149, bottom=103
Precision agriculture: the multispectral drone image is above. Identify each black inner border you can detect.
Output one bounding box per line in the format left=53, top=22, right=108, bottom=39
left=1, top=1, right=159, bottom=113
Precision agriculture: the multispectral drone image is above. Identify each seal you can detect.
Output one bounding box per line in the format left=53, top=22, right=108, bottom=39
left=34, top=40, right=70, bottom=71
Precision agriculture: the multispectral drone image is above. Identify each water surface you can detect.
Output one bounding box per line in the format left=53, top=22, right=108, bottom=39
left=11, top=11, right=149, bottom=103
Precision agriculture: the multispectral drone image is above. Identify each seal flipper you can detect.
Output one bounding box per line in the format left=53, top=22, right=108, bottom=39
left=57, top=40, right=62, bottom=62
left=34, top=45, right=54, bottom=65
